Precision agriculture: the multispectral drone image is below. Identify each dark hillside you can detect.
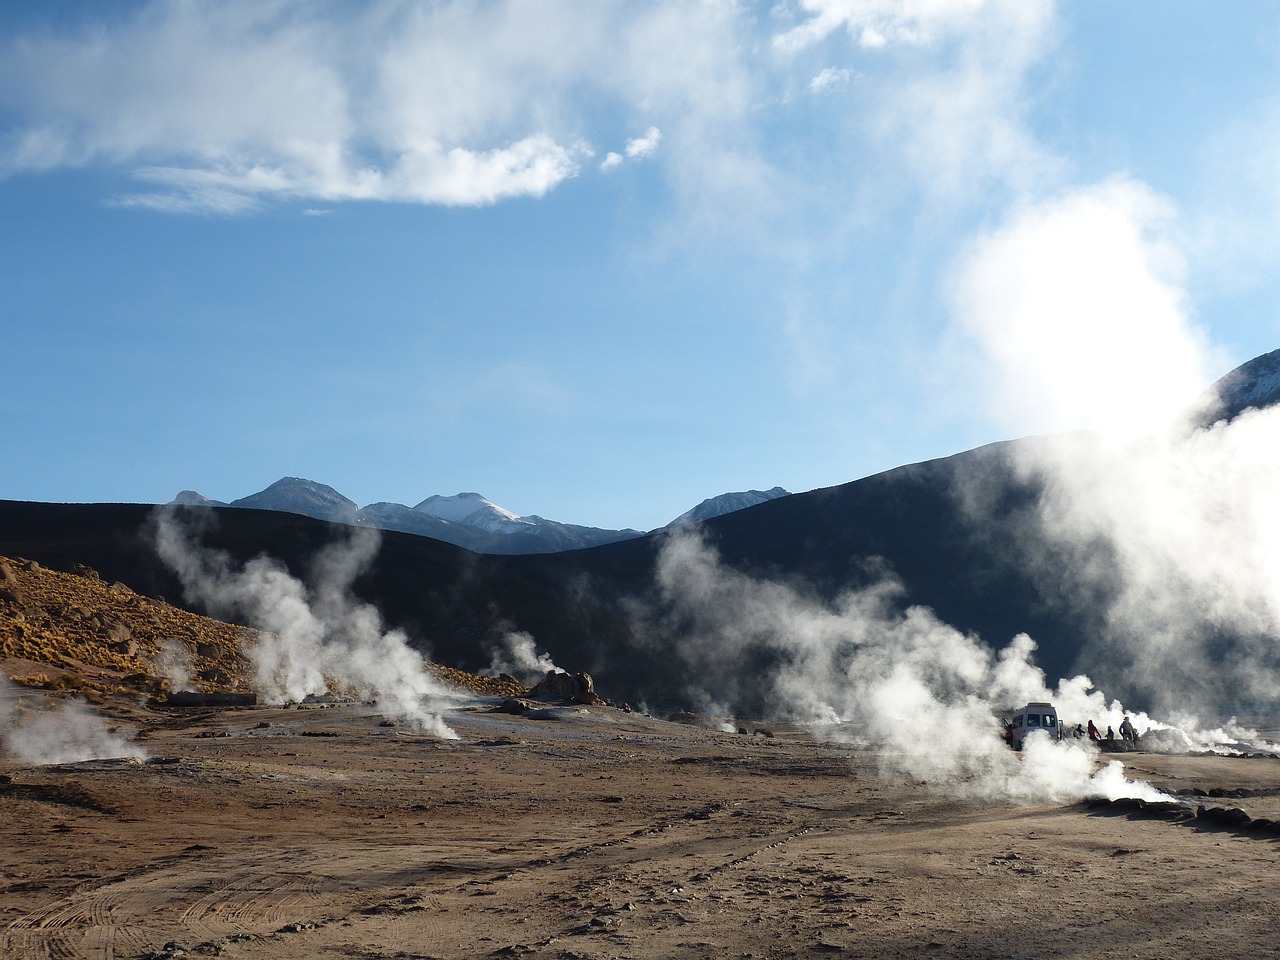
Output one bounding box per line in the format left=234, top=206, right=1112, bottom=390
left=0, top=442, right=1077, bottom=713
left=491, top=439, right=1081, bottom=701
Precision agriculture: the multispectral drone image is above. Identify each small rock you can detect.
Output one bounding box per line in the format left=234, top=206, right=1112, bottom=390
left=71, top=563, right=100, bottom=580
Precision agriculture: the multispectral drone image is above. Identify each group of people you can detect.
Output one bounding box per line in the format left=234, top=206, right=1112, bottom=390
left=1074, top=715, right=1140, bottom=746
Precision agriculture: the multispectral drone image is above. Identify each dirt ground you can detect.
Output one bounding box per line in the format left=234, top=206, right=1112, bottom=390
left=3, top=695, right=1280, bottom=960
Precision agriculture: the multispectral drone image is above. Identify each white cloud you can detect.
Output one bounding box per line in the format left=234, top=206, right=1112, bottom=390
left=0, top=0, right=1067, bottom=236
left=0, top=0, right=1076, bottom=306
left=599, top=126, right=661, bottom=172
left=808, top=67, right=851, bottom=93
left=949, top=177, right=1218, bottom=436
left=0, top=2, right=668, bottom=211
left=857, top=27, right=888, bottom=49
left=776, top=0, right=1008, bottom=53
left=384, top=135, right=586, bottom=206
left=625, top=126, right=662, bottom=159
left=776, top=0, right=1061, bottom=198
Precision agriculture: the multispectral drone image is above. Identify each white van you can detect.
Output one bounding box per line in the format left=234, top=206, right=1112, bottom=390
left=1007, top=702, right=1060, bottom=750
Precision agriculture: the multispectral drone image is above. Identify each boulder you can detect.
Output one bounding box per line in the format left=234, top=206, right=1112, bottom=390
left=196, top=667, right=233, bottom=686
left=104, top=620, right=132, bottom=644
left=493, top=698, right=535, bottom=715
left=529, top=670, right=602, bottom=705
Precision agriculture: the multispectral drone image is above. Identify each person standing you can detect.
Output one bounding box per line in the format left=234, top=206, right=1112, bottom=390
left=1119, top=715, right=1136, bottom=744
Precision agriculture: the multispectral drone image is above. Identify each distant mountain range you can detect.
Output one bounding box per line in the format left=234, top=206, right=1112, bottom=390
left=4, top=348, right=1278, bottom=714
left=171, top=481, right=791, bottom=555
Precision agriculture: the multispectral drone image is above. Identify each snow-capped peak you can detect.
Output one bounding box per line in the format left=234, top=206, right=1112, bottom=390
left=413, top=492, right=534, bottom=533
left=168, top=479, right=785, bottom=554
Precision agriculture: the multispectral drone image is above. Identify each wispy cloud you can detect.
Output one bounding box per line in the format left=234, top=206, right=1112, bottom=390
left=778, top=0, right=1016, bottom=51
left=808, top=67, right=851, bottom=93
left=775, top=0, right=1062, bottom=198
left=0, top=2, right=635, bottom=211
left=624, top=126, right=662, bottom=159
left=600, top=126, right=661, bottom=171
left=0, top=0, right=1063, bottom=220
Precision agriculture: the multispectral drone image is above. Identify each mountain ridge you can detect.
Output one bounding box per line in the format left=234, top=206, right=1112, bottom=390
left=4, top=348, right=1277, bottom=714
left=168, top=481, right=792, bottom=555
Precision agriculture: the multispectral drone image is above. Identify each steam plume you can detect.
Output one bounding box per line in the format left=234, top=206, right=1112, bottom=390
left=951, top=177, right=1280, bottom=719
left=155, top=637, right=196, bottom=693
left=647, top=530, right=1173, bottom=802
left=484, top=630, right=561, bottom=686
left=1, top=677, right=146, bottom=765
left=152, top=508, right=460, bottom=737
left=990, top=412, right=1280, bottom=719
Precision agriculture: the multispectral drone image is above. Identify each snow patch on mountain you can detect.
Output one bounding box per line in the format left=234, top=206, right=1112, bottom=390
left=413, top=492, right=535, bottom=533
left=357, top=501, right=459, bottom=539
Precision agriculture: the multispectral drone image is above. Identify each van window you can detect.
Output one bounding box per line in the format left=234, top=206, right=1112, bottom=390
left=1027, top=715, right=1040, bottom=727
left=1013, top=716, right=1023, bottom=728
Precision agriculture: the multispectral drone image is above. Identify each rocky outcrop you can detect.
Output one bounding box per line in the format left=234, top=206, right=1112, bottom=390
left=0, top=554, right=254, bottom=698
left=529, top=669, right=602, bottom=705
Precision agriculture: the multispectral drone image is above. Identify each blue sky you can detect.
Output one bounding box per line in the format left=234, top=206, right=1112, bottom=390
left=4, top=1, right=1280, bottom=531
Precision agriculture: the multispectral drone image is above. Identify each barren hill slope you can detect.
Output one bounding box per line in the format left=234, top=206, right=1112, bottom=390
left=0, top=555, right=523, bottom=708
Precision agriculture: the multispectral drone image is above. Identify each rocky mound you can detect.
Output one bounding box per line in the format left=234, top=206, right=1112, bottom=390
left=428, top=664, right=526, bottom=699
left=0, top=556, right=255, bottom=700
left=0, top=556, right=525, bottom=704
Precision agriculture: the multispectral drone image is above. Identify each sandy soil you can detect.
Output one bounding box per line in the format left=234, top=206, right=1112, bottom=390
left=3, top=695, right=1280, bottom=960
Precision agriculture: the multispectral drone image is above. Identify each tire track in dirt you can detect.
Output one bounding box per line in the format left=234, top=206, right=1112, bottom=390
left=461, top=798, right=831, bottom=956
left=3, top=850, right=330, bottom=960
left=5, top=882, right=168, bottom=960
left=162, top=848, right=332, bottom=944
